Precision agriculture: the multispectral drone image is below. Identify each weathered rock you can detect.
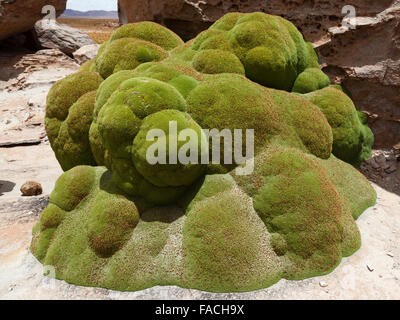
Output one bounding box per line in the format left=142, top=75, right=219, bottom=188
left=0, top=0, right=67, bottom=41
left=117, top=0, right=394, bottom=41
left=360, top=149, right=400, bottom=196
left=20, top=181, right=43, bottom=196
left=72, top=44, right=100, bottom=65
left=34, top=20, right=96, bottom=55
left=316, top=3, right=400, bottom=149
left=3, top=49, right=79, bottom=91
left=0, top=49, right=79, bottom=152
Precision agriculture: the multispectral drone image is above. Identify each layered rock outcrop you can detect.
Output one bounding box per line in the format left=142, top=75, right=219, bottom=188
left=315, top=3, right=400, bottom=148
left=0, top=0, right=67, bottom=41
left=117, top=0, right=394, bottom=41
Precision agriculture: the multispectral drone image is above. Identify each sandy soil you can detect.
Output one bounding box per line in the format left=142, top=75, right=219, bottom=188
left=0, top=49, right=399, bottom=300
left=57, top=18, right=119, bottom=44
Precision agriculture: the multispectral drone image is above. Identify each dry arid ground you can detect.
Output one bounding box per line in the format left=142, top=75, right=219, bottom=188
left=57, top=18, right=120, bottom=43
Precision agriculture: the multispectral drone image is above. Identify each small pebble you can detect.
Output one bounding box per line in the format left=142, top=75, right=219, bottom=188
left=319, top=281, right=328, bottom=287
left=23, top=112, right=31, bottom=122
left=387, top=252, right=394, bottom=257
left=367, top=264, right=374, bottom=272
left=20, top=181, right=43, bottom=196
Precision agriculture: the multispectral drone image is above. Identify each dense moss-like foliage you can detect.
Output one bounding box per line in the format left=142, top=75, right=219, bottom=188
left=31, top=155, right=375, bottom=291
left=171, top=12, right=323, bottom=91
left=109, top=21, right=184, bottom=51
left=303, top=86, right=374, bottom=166
left=89, top=21, right=183, bottom=79
left=192, top=49, right=245, bottom=75
left=132, top=110, right=208, bottom=187
left=292, top=68, right=330, bottom=93
left=96, top=38, right=168, bottom=79
left=232, top=145, right=363, bottom=279
left=45, top=72, right=103, bottom=171
left=37, top=13, right=376, bottom=293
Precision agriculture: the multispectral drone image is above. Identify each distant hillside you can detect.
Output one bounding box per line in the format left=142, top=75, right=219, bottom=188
left=61, top=9, right=119, bottom=19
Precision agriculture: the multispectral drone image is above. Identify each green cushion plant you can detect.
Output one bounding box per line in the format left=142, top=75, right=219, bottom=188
left=34, top=12, right=376, bottom=293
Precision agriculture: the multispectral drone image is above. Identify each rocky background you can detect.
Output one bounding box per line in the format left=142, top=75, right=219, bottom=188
left=0, top=0, right=67, bottom=40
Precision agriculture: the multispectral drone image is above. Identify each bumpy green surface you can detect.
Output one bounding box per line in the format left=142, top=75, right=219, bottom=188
left=132, top=110, right=208, bottom=187
left=171, top=12, right=322, bottom=91
left=303, top=86, right=374, bottom=166
left=292, top=67, right=330, bottom=93
left=36, top=12, right=376, bottom=293
left=96, top=38, right=168, bottom=79
left=45, top=71, right=103, bottom=171
left=88, top=21, right=183, bottom=79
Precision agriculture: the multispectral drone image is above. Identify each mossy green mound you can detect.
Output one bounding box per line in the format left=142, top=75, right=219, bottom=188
left=109, top=21, right=184, bottom=51
left=31, top=151, right=375, bottom=291
left=95, top=38, right=168, bottom=79
left=45, top=71, right=103, bottom=171
left=231, top=145, right=375, bottom=279
left=303, top=86, right=374, bottom=166
left=192, top=49, right=245, bottom=75
left=132, top=110, right=208, bottom=187
left=88, top=21, right=184, bottom=79
left=171, top=12, right=323, bottom=91
left=292, top=67, right=330, bottom=93
left=37, top=13, right=376, bottom=293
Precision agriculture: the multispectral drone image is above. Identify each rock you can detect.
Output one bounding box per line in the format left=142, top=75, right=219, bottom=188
left=0, top=136, right=42, bottom=147
left=118, top=0, right=394, bottom=41
left=315, top=2, right=400, bottom=149
left=366, top=158, right=380, bottom=170
left=387, top=252, right=394, bottom=257
left=72, top=44, right=100, bottom=65
left=319, top=281, right=328, bottom=288
left=34, top=20, right=96, bottom=55
left=23, top=112, right=31, bottom=122
left=360, top=149, right=400, bottom=195
left=367, top=264, right=375, bottom=272
left=0, top=0, right=67, bottom=41
left=385, top=165, right=397, bottom=174
left=375, top=154, right=389, bottom=168
left=2, top=49, right=79, bottom=94
left=20, top=181, right=43, bottom=196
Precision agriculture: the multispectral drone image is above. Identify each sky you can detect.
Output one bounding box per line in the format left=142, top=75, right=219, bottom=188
left=66, top=0, right=118, bottom=11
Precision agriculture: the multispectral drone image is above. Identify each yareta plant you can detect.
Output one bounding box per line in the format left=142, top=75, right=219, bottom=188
left=32, top=12, right=376, bottom=293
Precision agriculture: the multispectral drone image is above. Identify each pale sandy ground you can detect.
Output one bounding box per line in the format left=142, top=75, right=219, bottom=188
left=0, top=49, right=399, bottom=300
